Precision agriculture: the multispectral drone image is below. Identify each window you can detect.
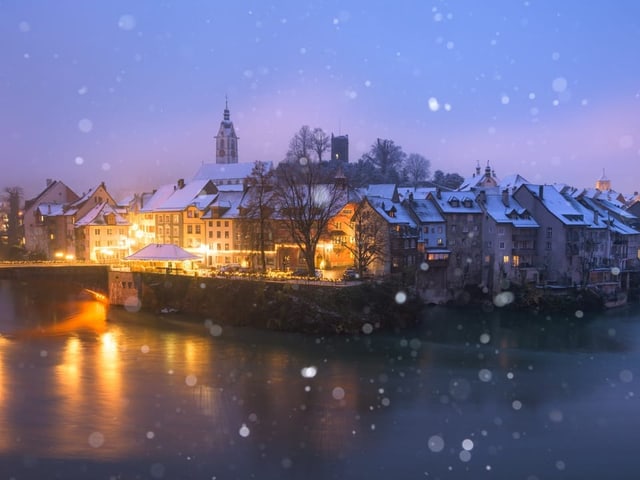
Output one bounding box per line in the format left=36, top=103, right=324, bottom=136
left=158, top=216, right=164, bottom=224
left=172, top=214, right=180, bottom=223
left=224, top=231, right=229, bottom=238
left=546, top=241, right=552, bottom=250
left=187, top=225, right=193, bottom=234
left=437, top=226, right=443, bottom=233
left=499, top=241, right=505, bottom=249
left=217, top=221, right=221, bottom=227
left=107, top=229, right=112, bottom=235
left=498, top=227, right=505, bottom=236
left=217, top=243, right=221, bottom=250
left=95, top=229, right=100, bottom=235
left=195, top=225, right=201, bottom=234
left=224, top=243, right=229, bottom=250
left=217, top=231, right=221, bottom=238
left=208, top=231, right=212, bottom=238
left=546, top=227, right=553, bottom=239
left=513, top=255, right=520, bottom=267
left=502, top=255, right=510, bottom=264
left=224, top=221, right=229, bottom=227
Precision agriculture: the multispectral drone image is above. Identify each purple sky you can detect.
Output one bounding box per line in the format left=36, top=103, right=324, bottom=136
left=2, top=1, right=640, bottom=200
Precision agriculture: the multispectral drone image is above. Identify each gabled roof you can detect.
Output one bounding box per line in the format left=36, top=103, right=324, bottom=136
left=36, top=203, right=65, bottom=217
left=365, top=184, right=398, bottom=201
left=67, top=183, right=112, bottom=208
left=521, top=184, right=590, bottom=226
left=458, top=162, right=500, bottom=191
left=25, top=180, right=79, bottom=213
left=366, top=197, right=416, bottom=227
left=75, top=201, right=128, bottom=227
left=155, top=179, right=218, bottom=211
left=428, top=191, right=482, bottom=214
left=202, top=190, right=244, bottom=219
left=407, top=198, right=445, bottom=223
left=568, top=196, right=608, bottom=230
left=498, top=174, right=530, bottom=191
left=125, top=243, right=200, bottom=261
left=140, top=183, right=179, bottom=212
left=481, top=192, right=538, bottom=228
left=192, top=162, right=263, bottom=182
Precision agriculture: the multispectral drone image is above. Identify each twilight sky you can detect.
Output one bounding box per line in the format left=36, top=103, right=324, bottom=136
left=2, top=0, right=640, bottom=200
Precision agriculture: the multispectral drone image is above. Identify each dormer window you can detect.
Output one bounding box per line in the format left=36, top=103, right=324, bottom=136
left=462, top=198, right=472, bottom=208
left=448, top=196, right=460, bottom=207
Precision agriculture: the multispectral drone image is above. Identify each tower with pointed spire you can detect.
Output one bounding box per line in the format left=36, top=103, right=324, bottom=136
left=215, top=98, right=239, bottom=164
left=596, top=168, right=611, bottom=191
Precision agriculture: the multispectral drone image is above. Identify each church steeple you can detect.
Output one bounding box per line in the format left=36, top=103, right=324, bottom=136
left=596, top=168, right=611, bottom=191
left=215, top=97, right=239, bottom=164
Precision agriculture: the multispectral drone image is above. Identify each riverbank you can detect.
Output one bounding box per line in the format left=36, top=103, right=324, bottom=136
left=131, top=273, right=422, bottom=335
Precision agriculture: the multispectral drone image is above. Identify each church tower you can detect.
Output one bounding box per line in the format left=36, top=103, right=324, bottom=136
left=215, top=99, right=239, bottom=164
left=596, top=169, right=611, bottom=191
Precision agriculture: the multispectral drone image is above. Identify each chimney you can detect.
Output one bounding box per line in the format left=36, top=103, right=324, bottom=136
left=46, top=178, right=53, bottom=187
left=436, top=188, right=442, bottom=199
left=502, top=189, right=509, bottom=207
left=538, top=185, right=544, bottom=200
left=178, top=178, right=185, bottom=189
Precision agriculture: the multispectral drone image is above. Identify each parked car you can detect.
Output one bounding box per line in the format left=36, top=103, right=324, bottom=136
left=342, top=267, right=359, bottom=281
left=291, top=268, right=323, bottom=279
left=219, top=263, right=242, bottom=274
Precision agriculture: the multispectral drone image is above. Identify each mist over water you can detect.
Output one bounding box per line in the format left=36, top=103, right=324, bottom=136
left=1, top=278, right=639, bottom=479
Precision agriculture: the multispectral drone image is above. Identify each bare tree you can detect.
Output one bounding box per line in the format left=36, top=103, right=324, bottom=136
left=432, top=170, right=464, bottom=190
left=361, top=138, right=406, bottom=183
left=342, top=199, right=387, bottom=276
left=311, top=127, right=330, bottom=163
left=273, top=161, right=346, bottom=274
left=403, top=153, right=431, bottom=187
left=240, top=161, right=275, bottom=273
left=4, top=186, right=23, bottom=248
left=285, top=125, right=314, bottom=163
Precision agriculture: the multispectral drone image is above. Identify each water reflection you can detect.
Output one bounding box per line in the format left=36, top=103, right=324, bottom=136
left=0, top=278, right=639, bottom=479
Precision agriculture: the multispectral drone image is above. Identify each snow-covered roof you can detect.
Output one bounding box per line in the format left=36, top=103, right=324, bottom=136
left=140, top=184, right=179, bottom=212
left=523, top=184, right=589, bottom=226
left=36, top=203, right=65, bottom=217
left=458, top=162, right=500, bottom=191
left=429, top=191, right=482, bottom=214
left=498, top=174, right=530, bottom=191
left=192, top=162, right=262, bottom=183
left=367, top=198, right=416, bottom=227
left=408, top=198, right=445, bottom=223
left=481, top=192, right=538, bottom=228
left=365, top=184, right=397, bottom=200
left=155, top=179, right=217, bottom=211
left=125, top=243, right=201, bottom=261
left=202, top=191, right=244, bottom=219
left=75, top=201, right=128, bottom=227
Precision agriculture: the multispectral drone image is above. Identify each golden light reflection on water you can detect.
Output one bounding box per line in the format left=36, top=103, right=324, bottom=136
left=0, top=296, right=378, bottom=463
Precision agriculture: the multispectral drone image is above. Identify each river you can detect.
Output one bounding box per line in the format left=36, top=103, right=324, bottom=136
left=0, top=277, right=639, bottom=479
